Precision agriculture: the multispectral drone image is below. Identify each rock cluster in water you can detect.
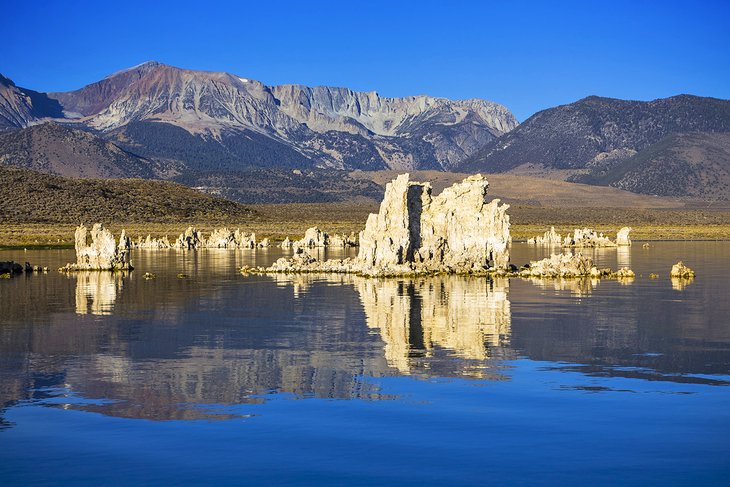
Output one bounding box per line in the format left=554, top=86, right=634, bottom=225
left=562, top=227, right=632, bottom=247
left=59, top=224, right=133, bottom=272
left=670, top=261, right=695, bottom=278
left=527, top=226, right=562, bottom=246
left=519, top=252, right=635, bottom=279
left=245, top=174, right=512, bottom=277
left=279, top=227, right=358, bottom=249
left=529, top=226, right=632, bottom=248
left=0, top=261, right=49, bottom=277
left=133, top=227, right=269, bottom=250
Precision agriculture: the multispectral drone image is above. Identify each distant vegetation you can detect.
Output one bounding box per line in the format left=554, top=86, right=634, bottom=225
left=0, top=165, right=252, bottom=224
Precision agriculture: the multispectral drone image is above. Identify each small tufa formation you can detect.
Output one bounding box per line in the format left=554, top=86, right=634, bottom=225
left=329, top=232, right=358, bottom=247
left=279, top=237, right=292, bottom=249
left=527, top=226, right=562, bottom=246
left=520, top=252, right=598, bottom=278
left=616, top=227, right=632, bottom=246
left=670, top=261, right=696, bottom=278
left=203, top=228, right=256, bottom=249
left=175, top=227, right=203, bottom=250
left=293, top=227, right=329, bottom=248
left=136, top=235, right=172, bottom=249
left=520, top=252, right=634, bottom=279
left=1, top=261, right=48, bottom=277
left=563, top=228, right=615, bottom=247
left=59, top=224, right=133, bottom=271
left=281, top=229, right=358, bottom=249
left=0, top=262, right=24, bottom=276
left=561, top=227, right=632, bottom=248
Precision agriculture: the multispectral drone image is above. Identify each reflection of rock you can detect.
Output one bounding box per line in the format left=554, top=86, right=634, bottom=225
left=671, top=277, right=695, bottom=291
left=617, top=246, right=631, bottom=269
left=75, top=272, right=125, bottom=315
left=527, top=277, right=599, bottom=296
left=60, top=224, right=133, bottom=271
left=355, top=277, right=511, bottom=374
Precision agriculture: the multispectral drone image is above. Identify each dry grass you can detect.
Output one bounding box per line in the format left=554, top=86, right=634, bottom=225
left=3, top=202, right=730, bottom=248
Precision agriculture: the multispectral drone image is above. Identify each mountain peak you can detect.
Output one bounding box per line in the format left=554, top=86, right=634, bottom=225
left=105, top=60, right=164, bottom=79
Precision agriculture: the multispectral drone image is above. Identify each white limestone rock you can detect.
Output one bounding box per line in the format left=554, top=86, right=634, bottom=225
left=175, top=227, right=202, bottom=250
left=563, top=228, right=616, bottom=248
left=329, top=232, right=358, bottom=247
left=358, top=173, right=511, bottom=275
left=670, top=261, right=695, bottom=278
left=60, top=223, right=133, bottom=271
left=252, top=174, right=512, bottom=276
left=280, top=237, right=292, bottom=249
left=521, top=252, right=597, bottom=278
left=616, top=227, right=632, bottom=246
left=293, top=227, right=329, bottom=248
left=528, top=226, right=562, bottom=246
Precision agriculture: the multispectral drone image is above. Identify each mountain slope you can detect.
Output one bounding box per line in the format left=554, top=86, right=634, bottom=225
left=574, top=132, right=730, bottom=199
left=0, top=74, right=63, bottom=129
left=0, top=164, right=252, bottom=223
left=0, top=122, right=156, bottom=178
left=44, top=62, right=516, bottom=171
left=459, top=95, right=730, bottom=176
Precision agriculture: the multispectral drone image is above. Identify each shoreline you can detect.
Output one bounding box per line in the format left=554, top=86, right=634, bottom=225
left=3, top=225, right=730, bottom=250
left=3, top=202, right=730, bottom=248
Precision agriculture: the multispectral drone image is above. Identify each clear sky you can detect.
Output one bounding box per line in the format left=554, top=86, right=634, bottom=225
left=3, top=0, right=729, bottom=121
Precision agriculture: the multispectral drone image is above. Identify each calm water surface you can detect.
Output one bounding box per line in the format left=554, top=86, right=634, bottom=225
left=0, top=243, right=729, bottom=485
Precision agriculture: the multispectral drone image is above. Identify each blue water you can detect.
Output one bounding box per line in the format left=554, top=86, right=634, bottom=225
left=1, top=243, right=729, bottom=485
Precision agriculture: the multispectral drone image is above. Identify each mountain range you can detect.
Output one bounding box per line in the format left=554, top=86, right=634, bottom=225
left=1, top=61, right=729, bottom=201
left=458, top=95, right=730, bottom=198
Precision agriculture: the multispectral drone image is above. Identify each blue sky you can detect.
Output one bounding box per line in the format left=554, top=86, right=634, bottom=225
left=3, top=0, right=729, bottom=121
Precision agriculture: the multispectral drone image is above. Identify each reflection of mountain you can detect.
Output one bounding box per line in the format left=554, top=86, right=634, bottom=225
left=355, top=277, right=511, bottom=375
left=75, top=272, right=126, bottom=315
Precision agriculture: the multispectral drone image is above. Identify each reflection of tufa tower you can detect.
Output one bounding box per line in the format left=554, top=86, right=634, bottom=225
left=355, top=277, right=511, bottom=374
left=75, top=272, right=125, bottom=315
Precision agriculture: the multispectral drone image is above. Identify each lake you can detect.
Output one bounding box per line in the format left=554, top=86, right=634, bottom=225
left=1, top=242, right=729, bottom=486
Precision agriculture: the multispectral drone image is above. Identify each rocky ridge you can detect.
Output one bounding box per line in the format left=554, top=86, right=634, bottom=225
left=2, top=62, right=517, bottom=173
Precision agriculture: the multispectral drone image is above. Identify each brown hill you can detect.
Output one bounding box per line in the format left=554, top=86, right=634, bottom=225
left=0, top=122, right=158, bottom=178
left=350, top=170, right=685, bottom=208
left=0, top=165, right=252, bottom=223
left=573, top=132, right=730, bottom=200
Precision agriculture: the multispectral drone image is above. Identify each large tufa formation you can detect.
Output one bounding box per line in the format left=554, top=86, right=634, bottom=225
left=60, top=224, right=133, bottom=271
left=248, top=174, right=512, bottom=276
left=357, top=174, right=511, bottom=275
